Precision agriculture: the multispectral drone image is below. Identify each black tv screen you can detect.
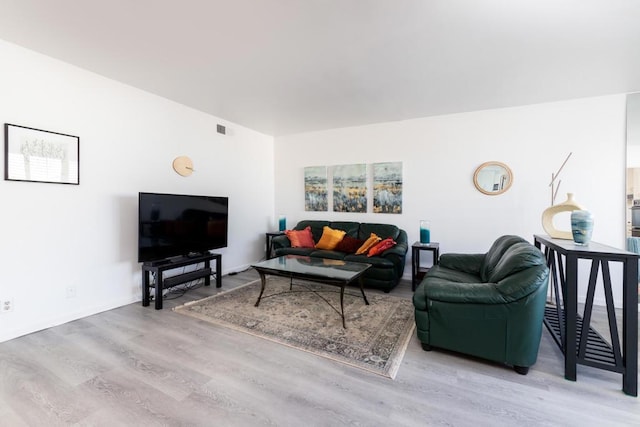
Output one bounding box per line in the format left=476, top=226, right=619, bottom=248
left=138, top=192, right=228, bottom=263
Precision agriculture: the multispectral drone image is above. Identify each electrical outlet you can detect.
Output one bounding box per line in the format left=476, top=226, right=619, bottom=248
left=1, top=299, right=13, bottom=313
left=66, top=286, right=77, bottom=298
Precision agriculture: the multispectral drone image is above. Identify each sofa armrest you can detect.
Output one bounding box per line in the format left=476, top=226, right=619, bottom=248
left=439, top=253, right=484, bottom=275
left=271, top=235, right=291, bottom=250
left=382, top=240, right=408, bottom=258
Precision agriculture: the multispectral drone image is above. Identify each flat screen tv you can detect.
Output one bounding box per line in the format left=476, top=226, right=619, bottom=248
left=138, top=192, right=228, bottom=263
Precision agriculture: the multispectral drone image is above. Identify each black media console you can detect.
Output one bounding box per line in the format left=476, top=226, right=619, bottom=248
left=142, top=252, right=222, bottom=310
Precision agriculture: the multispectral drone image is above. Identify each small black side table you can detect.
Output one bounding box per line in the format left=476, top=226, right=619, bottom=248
left=412, top=242, right=440, bottom=291
left=265, top=231, right=285, bottom=259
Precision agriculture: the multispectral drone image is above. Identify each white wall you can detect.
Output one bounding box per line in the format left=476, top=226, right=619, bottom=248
left=274, top=95, right=628, bottom=305
left=0, top=40, right=275, bottom=342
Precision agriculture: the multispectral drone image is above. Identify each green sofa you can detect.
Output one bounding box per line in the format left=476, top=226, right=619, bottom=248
left=271, top=220, right=408, bottom=292
left=413, top=235, right=549, bottom=374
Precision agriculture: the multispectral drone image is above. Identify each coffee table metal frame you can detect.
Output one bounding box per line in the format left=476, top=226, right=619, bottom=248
left=251, top=255, right=371, bottom=328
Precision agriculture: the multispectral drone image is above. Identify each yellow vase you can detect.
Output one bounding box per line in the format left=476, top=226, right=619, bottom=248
left=541, top=193, right=584, bottom=239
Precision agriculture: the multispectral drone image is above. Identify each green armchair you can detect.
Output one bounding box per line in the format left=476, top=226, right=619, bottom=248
left=413, top=235, right=549, bottom=374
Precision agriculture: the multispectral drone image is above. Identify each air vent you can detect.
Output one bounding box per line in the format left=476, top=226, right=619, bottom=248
left=217, top=124, right=226, bottom=135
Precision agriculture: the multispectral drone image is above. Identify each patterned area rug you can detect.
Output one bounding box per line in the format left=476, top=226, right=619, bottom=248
left=173, top=277, right=415, bottom=379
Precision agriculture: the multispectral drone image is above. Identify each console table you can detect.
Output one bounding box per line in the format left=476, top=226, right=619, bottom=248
left=142, top=253, right=222, bottom=310
left=534, top=234, right=638, bottom=396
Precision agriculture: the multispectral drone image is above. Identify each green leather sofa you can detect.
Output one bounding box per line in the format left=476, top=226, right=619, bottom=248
left=271, top=220, right=408, bottom=292
left=413, top=235, right=549, bottom=374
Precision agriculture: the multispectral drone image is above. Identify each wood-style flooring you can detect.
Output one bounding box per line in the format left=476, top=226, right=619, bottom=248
left=0, top=269, right=638, bottom=426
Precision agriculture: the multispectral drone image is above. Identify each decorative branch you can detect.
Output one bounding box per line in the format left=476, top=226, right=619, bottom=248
left=549, top=152, right=572, bottom=205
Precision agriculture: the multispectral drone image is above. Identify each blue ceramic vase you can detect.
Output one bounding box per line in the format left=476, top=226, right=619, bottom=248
left=570, top=210, right=594, bottom=245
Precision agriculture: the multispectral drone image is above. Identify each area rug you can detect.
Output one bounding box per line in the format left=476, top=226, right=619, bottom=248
left=173, top=277, right=415, bottom=379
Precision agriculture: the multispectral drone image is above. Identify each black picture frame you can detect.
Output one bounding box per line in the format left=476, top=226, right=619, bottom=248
left=4, top=123, right=80, bottom=185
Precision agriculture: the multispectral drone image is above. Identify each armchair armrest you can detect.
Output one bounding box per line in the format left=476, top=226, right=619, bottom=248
left=425, top=277, right=507, bottom=304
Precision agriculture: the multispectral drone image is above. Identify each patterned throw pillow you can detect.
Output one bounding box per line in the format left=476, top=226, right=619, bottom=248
left=367, top=238, right=397, bottom=257
left=285, top=226, right=315, bottom=248
left=334, top=236, right=365, bottom=253
left=355, top=233, right=382, bottom=255
left=315, top=226, right=347, bottom=250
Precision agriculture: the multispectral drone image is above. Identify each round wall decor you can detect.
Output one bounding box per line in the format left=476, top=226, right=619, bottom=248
left=172, top=156, right=194, bottom=177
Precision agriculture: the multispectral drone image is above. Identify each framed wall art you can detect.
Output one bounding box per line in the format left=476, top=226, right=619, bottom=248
left=373, top=162, right=403, bottom=213
left=4, top=123, right=79, bottom=185
left=304, top=166, right=328, bottom=211
left=333, top=163, right=367, bottom=213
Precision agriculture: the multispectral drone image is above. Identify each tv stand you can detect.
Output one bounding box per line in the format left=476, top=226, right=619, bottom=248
left=141, top=253, right=221, bottom=310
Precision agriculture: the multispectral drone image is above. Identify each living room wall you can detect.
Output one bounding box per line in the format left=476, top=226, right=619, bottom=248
left=273, top=94, right=627, bottom=305
left=0, top=40, right=275, bottom=342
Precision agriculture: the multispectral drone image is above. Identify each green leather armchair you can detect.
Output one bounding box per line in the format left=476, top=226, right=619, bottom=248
left=413, top=235, right=549, bottom=374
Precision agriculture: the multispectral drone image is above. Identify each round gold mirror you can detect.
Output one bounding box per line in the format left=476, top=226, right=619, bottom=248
left=473, top=161, right=513, bottom=195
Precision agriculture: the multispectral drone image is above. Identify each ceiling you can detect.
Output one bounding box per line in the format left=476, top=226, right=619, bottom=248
left=1, top=0, right=639, bottom=137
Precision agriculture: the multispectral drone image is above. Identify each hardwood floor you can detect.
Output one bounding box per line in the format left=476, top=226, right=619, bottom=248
left=0, top=269, right=638, bottom=426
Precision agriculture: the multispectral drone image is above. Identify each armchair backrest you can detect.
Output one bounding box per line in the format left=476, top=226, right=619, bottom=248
left=481, top=236, right=549, bottom=302
left=480, top=235, right=529, bottom=282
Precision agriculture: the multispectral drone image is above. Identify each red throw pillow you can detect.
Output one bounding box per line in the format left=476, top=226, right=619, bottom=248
left=367, top=238, right=397, bottom=257
left=285, top=226, right=315, bottom=248
left=334, top=236, right=365, bottom=253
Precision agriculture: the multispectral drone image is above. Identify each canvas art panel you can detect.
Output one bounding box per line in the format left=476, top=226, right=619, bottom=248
left=304, top=166, right=328, bottom=211
left=373, top=162, right=402, bottom=214
left=333, top=163, right=367, bottom=213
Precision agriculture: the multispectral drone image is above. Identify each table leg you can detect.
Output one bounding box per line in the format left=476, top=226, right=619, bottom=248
left=255, top=271, right=267, bottom=307
left=623, top=258, right=638, bottom=396
left=359, top=276, right=369, bottom=305
left=204, top=259, right=211, bottom=286
left=412, top=247, right=419, bottom=291
left=565, top=254, right=578, bottom=381
left=215, top=255, right=222, bottom=288
left=142, top=270, right=150, bottom=307
left=340, top=284, right=346, bottom=329
left=155, top=273, right=164, bottom=310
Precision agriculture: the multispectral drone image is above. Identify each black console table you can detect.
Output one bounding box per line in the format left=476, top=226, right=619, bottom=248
left=534, top=234, right=638, bottom=396
left=142, top=253, right=221, bottom=310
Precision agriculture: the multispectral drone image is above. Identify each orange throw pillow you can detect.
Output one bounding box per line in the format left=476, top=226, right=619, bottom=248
left=367, top=238, right=397, bottom=257
left=285, top=226, right=315, bottom=248
left=355, top=233, right=381, bottom=255
left=315, top=226, right=347, bottom=250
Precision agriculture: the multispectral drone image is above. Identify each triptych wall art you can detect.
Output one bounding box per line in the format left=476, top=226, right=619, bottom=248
left=304, top=162, right=402, bottom=214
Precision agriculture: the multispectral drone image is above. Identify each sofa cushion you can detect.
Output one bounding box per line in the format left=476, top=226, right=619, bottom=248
left=276, top=247, right=315, bottom=257
left=480, top=235, right=528, bottom=282
left=315, top=226, right=346, bottom=250
left=285, top=226, right=315, bottom=248
left=356, top=233, right=381, bottom=255
left=359, top=223, right=400, bottom=240
left=334, top=236, right=365, bottom=253
left=367, top=238, right=397, bottom=257
left=328, top=221, right=360, bottom=238
left=344, top=253, right=394, bottom=268
left=309, top=249, right=347, bottom=260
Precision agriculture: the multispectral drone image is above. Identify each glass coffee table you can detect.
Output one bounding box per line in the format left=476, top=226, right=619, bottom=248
left=251, top=255, right=371, bottom=328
